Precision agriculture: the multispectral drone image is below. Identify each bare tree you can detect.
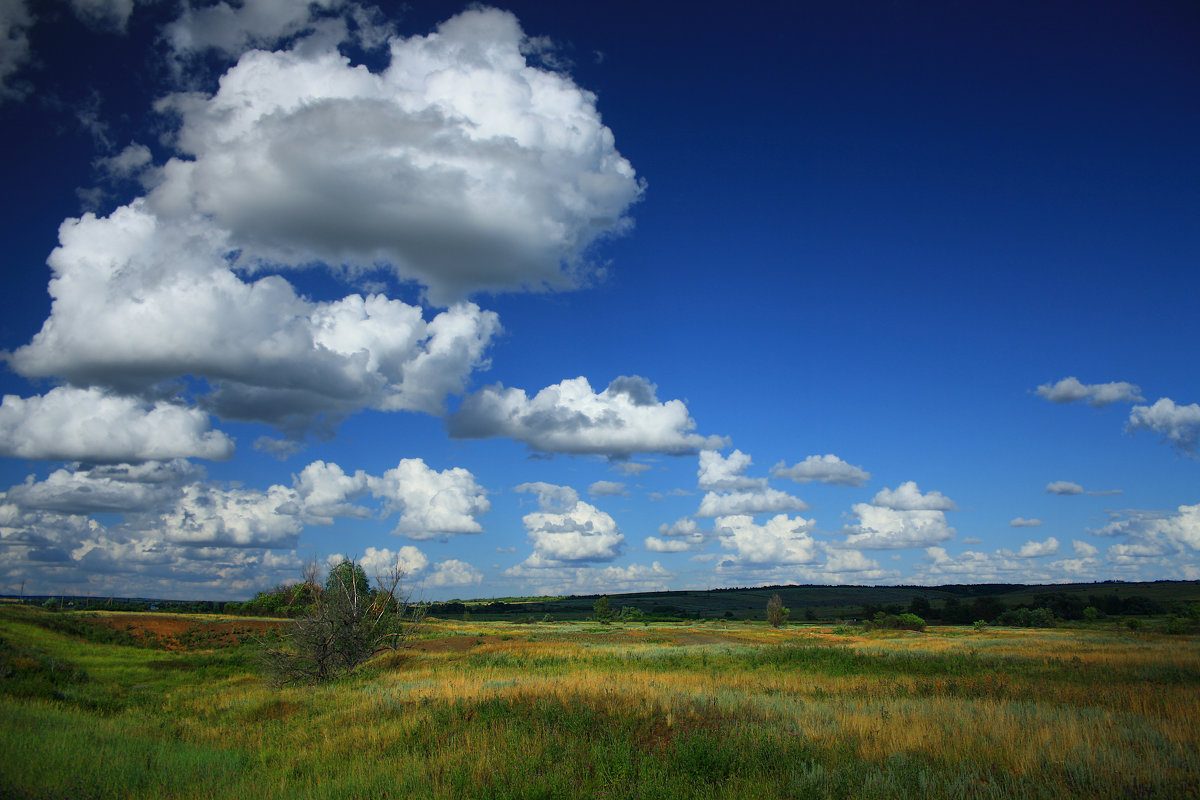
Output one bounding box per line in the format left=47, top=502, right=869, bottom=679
left=260, top=557, right=424, bottom=685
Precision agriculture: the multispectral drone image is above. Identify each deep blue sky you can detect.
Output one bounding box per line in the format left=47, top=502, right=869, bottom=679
left=0, top=0, right=1197, bottom=600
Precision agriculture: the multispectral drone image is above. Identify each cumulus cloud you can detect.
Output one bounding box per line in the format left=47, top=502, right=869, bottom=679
left=697, top=450, right=764, bottom=491
left=0, top=387, right=234, bottom=462
left=714, top=514, right=818, bottom=565
left=6, top=204, right=500, bottom=435
left=448, top=376, right=726, bottom=457
left=870, top=481, right=956, bottom=511
left=1009, top=517, right=1043, bottom=527
left=356, top=545, right=429, bottom=579
left=1, top=460, right=198, bottom=515
left=1072, top=539, right=1099, bottom=557
left=841, top=504, right=956, bottom=550
left=153, top=7, right=643, bottom=305
left=367, top=459, right=490, bottom=539
left=0, top=0, right=33, bottom=101
left=1014, top=537, right=1059, bottom=558
left=514, top=481, right=622, bottom=563
left=695, top=488, right=809, bottom=518
left=161, top=483, right=304, bottom=547
left=1128, top=397, right=1200, bottom=457
left=772, top=454, right=870, bottom=487
left=644, top=517, right=706, bottom=553
left=588, top=480, right=627, bottom=497
left=1091, top=504, right=1200, bottom=555
left=423, top=558, right=483, bottom=588
left=1035, top=377, right=1144, bottom=407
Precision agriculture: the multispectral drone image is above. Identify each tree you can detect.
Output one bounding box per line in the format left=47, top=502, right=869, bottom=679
left=593, top=596, right=613, bottom=624
left=766, top=593, right=789, bottom=627
left=260, top=558, right=424, bottom=685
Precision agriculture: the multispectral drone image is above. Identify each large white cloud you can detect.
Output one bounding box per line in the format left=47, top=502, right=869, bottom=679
left=0, top=387, right=234, bottom=462
left=841, top=504, right=956, bottom=550
left=368, top=458, right=490, bottom=539
left=714, top=513, right=818, bottom=565
left=772, top=454, right=870, bottom=487
left=448, top=376, right=727, bottom=457
left=514, top=481, right=623, bottom=563
left=1035, top=377, right=1144, bottom=407
left=152, top=6, right=643, bottom=304
left=6, top=204, right=500, bottom=435
left=1128, top=397, right=1200, bottom=457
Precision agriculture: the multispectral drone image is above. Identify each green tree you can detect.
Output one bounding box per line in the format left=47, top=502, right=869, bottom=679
left=766, top=593, right=789, bottom=627
left=593, top=596, right=613, bottom=624
left=261, top=558, right=423, bottom=685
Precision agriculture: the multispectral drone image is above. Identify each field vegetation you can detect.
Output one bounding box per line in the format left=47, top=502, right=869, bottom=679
left=2, top=595, right=1199, bottom=799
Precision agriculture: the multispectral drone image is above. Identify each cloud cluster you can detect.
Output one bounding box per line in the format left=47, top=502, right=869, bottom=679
left=0, top=387, right=233, bottom=462
left=6, top=203, right=501, bottom=440
left=771, top=454, right=870, bottom=487
left=644, top=517, right=706, bottom=553
left=153, top=6, right=643, bottom=305
left=449, top=376, right=726, bottom=457
left=839, top=482, right=957, bottom=550
left=1128, top=398, right=1200, bottom=457
left=513, top=482, right=623, bottom=564
left=1092, top=504, right=1200, bottom=557
left=1035, top=377, right=1145, bottom=407
left=714, top=514, right=818, bottom=566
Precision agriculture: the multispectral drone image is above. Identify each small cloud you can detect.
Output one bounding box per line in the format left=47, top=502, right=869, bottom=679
left=1072, top=540, right=1099, bottom=557
left=1010, top=517, right=1044, bottom=528
left=1016, top=537, right=1059, bottom=558
left=1034, top=377, right=1144, bottom=407
left=588, top=480, right=627, bottom=497
left=772, top=454, right=870, bottom=487
left=871, top=481, right=957, bottom=511
left=1045, top=481, right=1121, bottom=497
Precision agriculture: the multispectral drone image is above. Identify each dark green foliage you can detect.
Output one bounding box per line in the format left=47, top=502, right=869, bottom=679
left=593, top=596, right=613, bottom=624
left=864, top=612, right=926, bottom=631
left=995, top=607, right=1056, bottom=628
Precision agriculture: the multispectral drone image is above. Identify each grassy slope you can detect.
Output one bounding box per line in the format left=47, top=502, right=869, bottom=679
left=2, top=606, right=1198, bottom=799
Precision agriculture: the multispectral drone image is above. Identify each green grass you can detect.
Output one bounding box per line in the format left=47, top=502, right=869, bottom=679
left=1, top=606, right=1197, bottom=799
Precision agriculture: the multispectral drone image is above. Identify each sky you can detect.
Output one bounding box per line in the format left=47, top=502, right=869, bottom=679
left=0, top=0, right=1197, bottom=602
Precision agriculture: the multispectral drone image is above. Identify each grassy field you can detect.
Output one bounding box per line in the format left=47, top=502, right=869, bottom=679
left=1, top=605, right=1198, bottom=799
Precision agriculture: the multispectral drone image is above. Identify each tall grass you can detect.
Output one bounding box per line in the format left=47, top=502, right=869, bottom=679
left=1, top=608, right=1197, bottom=799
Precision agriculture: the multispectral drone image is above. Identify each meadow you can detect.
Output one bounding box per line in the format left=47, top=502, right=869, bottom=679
left=1, top=605, right=1197, bottom=799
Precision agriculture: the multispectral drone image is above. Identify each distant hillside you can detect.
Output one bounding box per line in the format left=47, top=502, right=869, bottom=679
left=441, top=580, right=1200, bottom=622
